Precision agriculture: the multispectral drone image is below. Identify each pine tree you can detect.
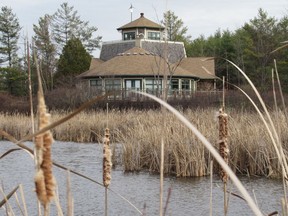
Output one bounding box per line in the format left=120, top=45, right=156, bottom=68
left=55, top=37, right=91, bottom=87
left=242, top=8, right=279, bottom=87
left=0, top=6, right=26, bottom=95
left=33, top=14, right=57, bottom=91
left=0, top=6, right=21, bottom=67
left=51, top=2, right=101, bottom=54
left=162, top=10, right=191, bottom=43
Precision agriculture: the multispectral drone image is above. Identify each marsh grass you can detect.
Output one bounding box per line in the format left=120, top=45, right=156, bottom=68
left=1, top=108, right=288, bottom=178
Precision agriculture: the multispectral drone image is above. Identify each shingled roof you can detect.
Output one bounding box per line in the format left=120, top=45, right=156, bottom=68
left=89, top=58, right=104, bottom=70
left=117, top=13, right=164, bottom=31
left=180, top=57, right=216, bottom=79
left=79, top=47, right=215, bottom=79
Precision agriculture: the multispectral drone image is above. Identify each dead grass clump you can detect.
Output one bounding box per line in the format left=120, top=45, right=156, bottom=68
left=0, top=113, right=32, bottom=140
left=117, top=109, right=212, bottom=177
left=118, top=108, right=288, bottom=178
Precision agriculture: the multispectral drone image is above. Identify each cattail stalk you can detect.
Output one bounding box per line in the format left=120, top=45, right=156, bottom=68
left=218, top=108, right=229, bottom=215
left=103, top=127, right=112, bottom=216
left=218, top=108, right=229, bottom=182
left=34, top=95, right=56, bottom=211
left=19, top=184, right=28, bottom=216
left=33, top=48, right=56, bottom=214
left=210, top=160, right=213, bottom=216
left=160, top=138, right=164, bottom=216
left=67, top=171, right=73, bottom=216
left=103, top=128, right=112, bottom=187
left=26, top=38, right=42, bottom=215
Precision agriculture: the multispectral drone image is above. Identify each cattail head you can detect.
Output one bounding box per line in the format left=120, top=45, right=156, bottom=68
left=34, top=91, right=56, bottom=207
left=103, top=128, right=112, bottom=187
left=218, top=108, right=229, bottom=183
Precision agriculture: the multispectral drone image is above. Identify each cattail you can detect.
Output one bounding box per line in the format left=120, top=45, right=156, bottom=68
left=103, top=128, right=112, bottom=187
left=34, top=93, right=56, bottom=207
left=218, top=108, right=229, bottom=183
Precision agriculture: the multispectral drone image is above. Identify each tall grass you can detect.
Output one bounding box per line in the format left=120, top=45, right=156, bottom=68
left=1, top=108, right=287, bottom=177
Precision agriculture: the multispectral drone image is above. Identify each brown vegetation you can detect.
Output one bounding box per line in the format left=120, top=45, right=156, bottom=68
left=1, top=108, right=287, bottom=178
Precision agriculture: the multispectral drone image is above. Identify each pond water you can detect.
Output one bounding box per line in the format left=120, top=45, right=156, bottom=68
left=0, top=141, right=285, bottom=216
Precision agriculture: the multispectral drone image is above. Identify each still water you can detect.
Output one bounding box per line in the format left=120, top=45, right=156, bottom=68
left=0, top=141, right=285, bottom=216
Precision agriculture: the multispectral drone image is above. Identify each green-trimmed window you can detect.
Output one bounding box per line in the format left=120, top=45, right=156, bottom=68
left=145, top=79, right=162, bottom=91
left=170, top=79, right=179, bottom=90
left=125, top=79, right=142, bottom=90
left=90, top=79, right=102, bottom=89
left=181, top=79, right=190, bottom=90
left=105, top=79, right=121, bottom=90
left=148, top=32, right=160, bottom=40
left=124, top=32, right=135, bottom=40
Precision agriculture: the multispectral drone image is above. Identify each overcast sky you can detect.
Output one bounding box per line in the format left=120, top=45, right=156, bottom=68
left=1, top=0, right=288, bottom=57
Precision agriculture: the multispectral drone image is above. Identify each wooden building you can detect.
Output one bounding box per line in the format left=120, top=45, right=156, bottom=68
left=78, top=13, right=216, bottom=98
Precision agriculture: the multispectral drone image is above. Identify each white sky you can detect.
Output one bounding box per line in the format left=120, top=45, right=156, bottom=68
left=1, top=0, right=288, bottom=57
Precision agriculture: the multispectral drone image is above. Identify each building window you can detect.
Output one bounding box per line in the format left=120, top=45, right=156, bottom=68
left=124, top=32, right=135, bottom=40
left=146, top=79, right=162, bottom=89
left=145, top=79, right=162, bottom=94
left=125, top=79, right=142, bottom=90
left=90, top=79, right=102, bottom=89
left=105, top=79, right=121, bottom=90
left=148, top=32, right=160, bottom=40
left=181, top=79, right=190, bottom=90
left=170, top=79, right=179, bottom=90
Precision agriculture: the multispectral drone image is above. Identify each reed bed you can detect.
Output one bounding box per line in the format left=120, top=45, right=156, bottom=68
left=1, top=108, right=287, bottom=178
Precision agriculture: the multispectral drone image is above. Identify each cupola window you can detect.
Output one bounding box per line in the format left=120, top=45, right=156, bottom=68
left=124, top=32, right=136, bottom=40
left=148, top=31, right=160, bottom=40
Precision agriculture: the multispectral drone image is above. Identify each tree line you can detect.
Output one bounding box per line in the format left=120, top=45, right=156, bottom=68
left=0, top=2, right=100, bottom=95
left=161, top=10, right=288, bottom=92
left=186, top=9, right=288, bottom=91
left=0, top=4, right=287, bottom=96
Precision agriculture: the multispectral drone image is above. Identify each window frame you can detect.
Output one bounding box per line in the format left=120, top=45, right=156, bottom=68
left=147, top=31, right=161, bottom=40
left=123, top=32, right=136, bottom=40
left=90, top=79, right=102, bottom=89
left=105, top=79, right=122, bottom=90
left=181, top=79, right=190, bottom=90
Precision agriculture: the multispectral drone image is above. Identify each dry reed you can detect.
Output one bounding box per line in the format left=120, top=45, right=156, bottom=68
left=1, top=108, right=288, bottom=178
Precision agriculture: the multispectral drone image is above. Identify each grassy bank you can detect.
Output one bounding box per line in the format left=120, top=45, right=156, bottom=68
left=1, top=108, right=287, bottom=178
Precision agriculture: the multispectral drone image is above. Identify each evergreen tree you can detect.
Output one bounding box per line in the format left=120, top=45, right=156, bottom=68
left=52, top=2, right=101, bottom=54
left=272, top=16, right=288, bottom=92
left=0, top=67, right=27, bottom=95
left=0, top=6, right=21, bottom=67
left=56, top=37, right=91, bottom=87
left=185, top=8, right=288, bottom=91
left=0, top=6, right=26, bottom=95
left=186, top=35, right=207, bottom=57
left=33, top=14, right=57, bottom=91
left=162, top=10, right=191, bottom=44
left=242, top=8, right=279, bottom=88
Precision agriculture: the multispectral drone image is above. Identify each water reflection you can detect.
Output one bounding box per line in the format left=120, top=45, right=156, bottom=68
left=0, top=141, right=284, bottom=215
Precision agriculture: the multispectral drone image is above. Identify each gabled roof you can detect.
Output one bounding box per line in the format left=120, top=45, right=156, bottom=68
left=117, top=13, right=164, bottom=31
left=78, top=47, right=214, bottom=79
